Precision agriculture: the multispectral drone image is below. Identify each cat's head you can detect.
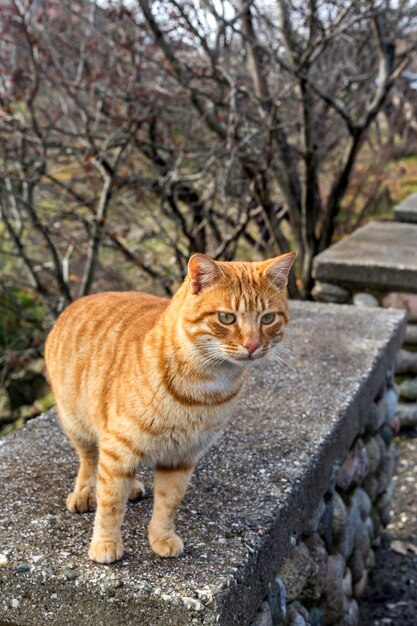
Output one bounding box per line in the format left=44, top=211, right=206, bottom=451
left=182, top=253, right=296, bottom=367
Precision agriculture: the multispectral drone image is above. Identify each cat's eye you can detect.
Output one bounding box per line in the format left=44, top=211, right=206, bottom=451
left=218, top=312, right=236, bottom=325
left=261, top=313, right=275, bottom=325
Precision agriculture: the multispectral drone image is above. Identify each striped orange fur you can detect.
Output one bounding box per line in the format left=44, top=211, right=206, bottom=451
left=45, top=252, right=295, bottom=563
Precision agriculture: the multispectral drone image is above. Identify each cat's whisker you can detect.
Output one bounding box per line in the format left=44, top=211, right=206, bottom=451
left=199, top=356, right=224, bottom=375
left=267, top=350, right=297, bottom=376
left=275, top=345, right=298, bottom=361
left=199, top=349, right=230, bottom=375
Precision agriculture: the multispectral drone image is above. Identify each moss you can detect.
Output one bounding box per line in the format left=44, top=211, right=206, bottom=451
left=35, top=391, right=55, bottom=413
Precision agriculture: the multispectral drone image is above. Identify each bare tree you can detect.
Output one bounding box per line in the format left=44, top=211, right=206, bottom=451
left=1, top=0, right=260, bottom=315
left=1, top=0, right=416, bottom=312
left=138, top=0, right=417, bottom=294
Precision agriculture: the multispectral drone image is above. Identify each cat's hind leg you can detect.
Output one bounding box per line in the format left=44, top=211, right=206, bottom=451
left=66, top=434, right=98, bottom=514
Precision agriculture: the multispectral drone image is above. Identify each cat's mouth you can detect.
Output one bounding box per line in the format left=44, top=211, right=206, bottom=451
left=232, top=353, right=263, bottom=363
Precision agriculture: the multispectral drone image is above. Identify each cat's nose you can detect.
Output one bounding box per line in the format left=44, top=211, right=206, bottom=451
left=243, top=341, right=261, bottom=356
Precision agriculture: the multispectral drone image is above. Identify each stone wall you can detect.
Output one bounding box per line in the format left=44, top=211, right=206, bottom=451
left=311, top=210, right=417, bottom=433
left=395, top=323, right=417, bottom=429
left=250, top=365, right=399, bottom=626
left=312, top=282, right=417, bottom=432
left=0, top=303, right=405, bottom=626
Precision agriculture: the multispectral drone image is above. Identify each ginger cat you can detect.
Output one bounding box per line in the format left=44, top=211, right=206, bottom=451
left=45, top=252, right=295, bottom=563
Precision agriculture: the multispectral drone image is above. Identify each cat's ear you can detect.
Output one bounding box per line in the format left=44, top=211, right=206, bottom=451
left=188, top=254, right=220, bottom=294
left=261, top=252, right=296, bottom=290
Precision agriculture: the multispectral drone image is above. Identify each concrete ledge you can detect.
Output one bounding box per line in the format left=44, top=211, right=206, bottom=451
left=394, top=192, right=417, bottom=223
left=312, top=222, right=417, bottom=293
left=0, top=302, right=406, bottom=626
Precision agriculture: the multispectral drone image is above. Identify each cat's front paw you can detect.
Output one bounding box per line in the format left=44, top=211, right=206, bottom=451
left=88, top=539, right=124, bottom=564
left=66, top=489, right=96, bottom=513
left=149, top=533, right=184, bottom=558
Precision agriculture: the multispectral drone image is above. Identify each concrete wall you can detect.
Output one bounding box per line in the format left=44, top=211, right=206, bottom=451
left=0, top=302, right=406, bottom=626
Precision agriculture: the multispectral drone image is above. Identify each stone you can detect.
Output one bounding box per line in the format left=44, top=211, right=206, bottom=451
left=308, top=608, right=324, bottom=626
left=364, top=517, right=375, bottom=542
left=365, top=438, right=381, bottom=474
left=375, top=481, right=394, bottom=513
left=303, top=499, right=325, bottom=536
left=0, top=553, right=9, bottom=567
left=302, top=534, right=328, bottom=602
left=376, top=396, right=390, bottom=426
left=64, top=568, right=81, bottom=581
left=362, top=474, right=378, bottom=502
left=339, top=492, right=365, bottom=560
left=312, top=221, right=417, bottom=293
left=380, top=423, right=394, bottom=445
left=364, top=402, right=385, bottom=433
left=318, top=497, right=333, bottom=553
left=375, top=444, right=397, bottom=495
left=375, top=434, right=388, bottom=469
left=405, top=324, right=417, bottom=345
left=288, top=614, right=306, bottom=626
left=250, top=601, right=273, bottom=626
left=348, top=546, right=366, bottom=584
left=354, top=521, right=371, bottom=558
left=278, top=542, right=313, bottom=602
left=396, top=402, right=417, bottom=428
left=336, top=439, right=368, bottom=491
left=292, top=602, right=309, bottom=621
left=286, top=609, right=306, bottom=626
left=312, top=282, right=350, bottom=303
left=395, top=349, right=417, bottom=375
left=366, top=548, right=375, bottom=569
left=382, top=292, right=417, bottom=322
left=287, top=602, right=309, bottom=625
left=385, top=388, right=399, bottom=420
left=398, top=377, right=417, bottom=401
left=353, top=571, right=368, bottom=599
left=394, top=192, right=417, bottom=223
left=332, top=492, right=347, bottom=544
left=342, top=567, right=353, bottom=597
left=336, top=453, right=356, bottom=491
left=111, top=578, right=123, bottom=589
left=389, top=415, right=401, bottom=436
left=353, top=293, right=379, bottom=308
left=321, top=554, right=346, bottom=625
left=16, top=564, right=30, bottom=573
left=182, top=597, right=204, bottom=611
left=196, top=586, right=214, bottom=604
left=339, top=599, right=360, bottom=626
left=267, top=577, right=286, bottom=624
left=352, top=488, right=372, bottom=520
